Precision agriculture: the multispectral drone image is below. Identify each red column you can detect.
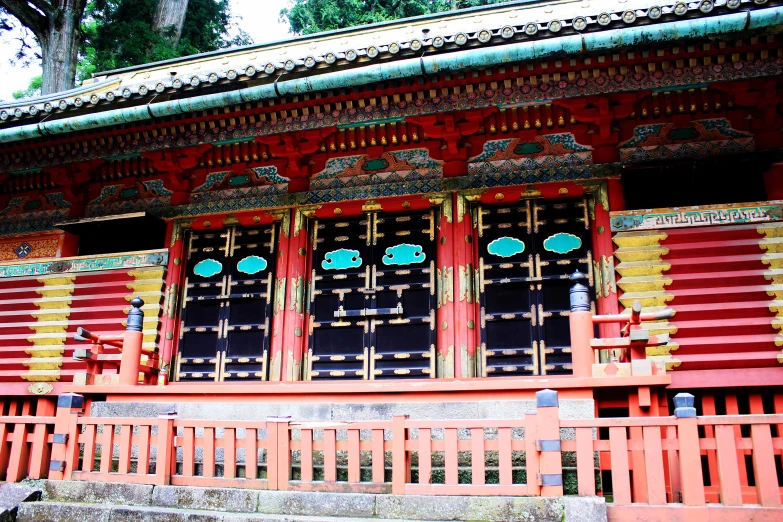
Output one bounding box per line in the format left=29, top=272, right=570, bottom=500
left=269, top=212, right=291, bottom=381
left=593, top=179, right=624, bottom=342
left=160, top=221, right=187, bottom=371
left=436, top=197, right=456, bottom=378
left=452, top=192, right=477, bottom=378
left=274, top=210, right=309, bottom=382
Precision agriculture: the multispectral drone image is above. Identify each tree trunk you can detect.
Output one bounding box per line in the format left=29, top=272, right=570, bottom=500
left=39, top=1, right=82, bottom=95
left=152, top=0, right=189, bottom=47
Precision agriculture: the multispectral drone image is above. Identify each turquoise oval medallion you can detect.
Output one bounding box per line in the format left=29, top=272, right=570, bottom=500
left=193, top=258, right=223, bottom=278
left=322, top=249, right=363, bottom=270
left=487, top=237, right=525, bottom=258
left=543, top=233, right=582, bottom=254
left=382, top=244, right=426, bottom=266
left=237, top=255, right=268, bottom=275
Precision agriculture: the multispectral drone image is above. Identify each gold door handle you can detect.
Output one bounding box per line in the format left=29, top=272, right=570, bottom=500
left=217, top=319, right=224, bottom=340
left=522, top=305, right=537, bottom=327
left=538, top=304, right=552, bottom=323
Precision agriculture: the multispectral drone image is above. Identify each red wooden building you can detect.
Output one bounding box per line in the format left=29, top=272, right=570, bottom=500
left=0, top=1, right=782, bottom=520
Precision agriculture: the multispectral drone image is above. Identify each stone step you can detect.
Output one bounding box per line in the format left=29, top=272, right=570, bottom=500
left=16, top=502, right=434, bottom=522
left=0, top=483, right=41, bottom=521
left=16, top=480, right=606, bottom=522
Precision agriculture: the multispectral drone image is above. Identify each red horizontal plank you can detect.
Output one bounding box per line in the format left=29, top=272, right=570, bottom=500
left=668, top=368, right=783, bottom=389
left=562, top=417, right=677, bottom=428
left=404, top=484, right=529, bottom=496
left=287, top=481, right=391, bottom=493
left=72, top=472, right=159, bottom=485
left=169, top=476, right=269, bottom=489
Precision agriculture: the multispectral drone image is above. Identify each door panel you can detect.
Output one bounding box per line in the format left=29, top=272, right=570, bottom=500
left=307, top=210, right=436, bottom=380
left=478, top=197, right=593, bottom=377
left=309, top=215, right=370, bottom=379
left=176, top=224, right=277, bottom=382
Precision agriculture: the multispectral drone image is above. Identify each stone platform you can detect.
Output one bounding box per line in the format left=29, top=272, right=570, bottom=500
left=13, top=480, right=607, bottom=522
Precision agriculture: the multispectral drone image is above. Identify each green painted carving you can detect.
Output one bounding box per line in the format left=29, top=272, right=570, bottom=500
left=513, top=142, right=545, bottom=155
left=0, top=251, right=169, bottom=278
left=322, top=249, right=363, bottom=270
left=667, top=127, right=700, bottom=140
left=119, top=187, right=139, bottom=199
left=361, top=158, right=390, bottom=171
left=193, top=258, right=223, bottom=278
left=228, top=175, right=250, bottom=186
left=487, top=237, right=525, bottom=258
left=237, top=255, right=268, bottom=275
left=382, top=244, right=426, bottom=266
left=543, top=233, right=582, bottom=254
left=23, top=200, right=42, bottom=211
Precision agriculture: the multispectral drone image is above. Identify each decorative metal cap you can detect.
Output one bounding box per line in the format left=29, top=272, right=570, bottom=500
left=673, top=392, right=697, bottom=418
left=536, top=389, right=558, bottom=408
left=569, top=271, right=590, bottom=312
left=126, top=297, right=145, bottom=332
left=57, top=393, right=84, bottom=409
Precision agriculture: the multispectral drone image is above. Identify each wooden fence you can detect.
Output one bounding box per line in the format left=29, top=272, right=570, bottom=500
left=0, top=391, right=781, bottom=512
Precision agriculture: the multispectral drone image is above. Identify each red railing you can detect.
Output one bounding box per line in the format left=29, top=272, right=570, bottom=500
left=0, top=415, right=56, bottom=481
left=170, top=418, right=278, bottom=490
left=1, top=391, right=782, bottom=515
left=288, top=419, right=392, bottom=493
left=70, top=415, right=174, bottom=485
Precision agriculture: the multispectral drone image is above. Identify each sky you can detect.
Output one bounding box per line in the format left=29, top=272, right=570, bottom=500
left=0, top=0, right=292, bottom=102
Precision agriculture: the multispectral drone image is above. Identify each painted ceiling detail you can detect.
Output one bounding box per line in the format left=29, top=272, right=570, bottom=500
left=190, top=166, right=289, bottom=205
left=310, top=149, right=442, bottom=192
left=469, top=134, right=593, bottom=178
left=619, top=118, right=754, bottom=162
left=87, top=180, right=173, bottom=217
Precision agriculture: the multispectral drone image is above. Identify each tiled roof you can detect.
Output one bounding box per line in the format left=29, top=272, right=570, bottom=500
left=0, top=0, right=773, bottom=124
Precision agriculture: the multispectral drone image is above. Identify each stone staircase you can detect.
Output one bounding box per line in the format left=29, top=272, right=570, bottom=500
left=6, top=480, right=606, bottom=522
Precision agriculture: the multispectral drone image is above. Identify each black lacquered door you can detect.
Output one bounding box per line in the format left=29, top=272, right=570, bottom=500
left=307, top=210, right=436, bottom=380
left=176, top=224, right=277, bottom=381
left=477, top=197, right=592, bottom=376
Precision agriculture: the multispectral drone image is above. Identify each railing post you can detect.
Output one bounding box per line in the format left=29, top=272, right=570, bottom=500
left=536, top=389, right=563, bottom=496
left=154, top=412, right=176, bottom=485
left=48, top=393, right=84, bottom=481
left=119, top=297, right=145, bottom=385
left=28, top=398, right=56, bottom=479
left=569, top=272, right=594, bottom=378
left=265, top=416, right=291, bottom=491
left=674, top=393, right=705, bottom=506
left=392, top=415, right=409, bottom=495
left=5, top=422, right=30, bottom=483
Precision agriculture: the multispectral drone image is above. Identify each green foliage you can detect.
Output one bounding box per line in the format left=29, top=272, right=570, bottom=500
left=280, top=0, right=513, bottom=35
left=12, top=76, right=42, bottom=100
left=80, top=0, right=253, bottom=78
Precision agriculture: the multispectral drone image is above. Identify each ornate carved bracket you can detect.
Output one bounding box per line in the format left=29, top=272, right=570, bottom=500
left=256, top=129, right=336, bottom=190
left=408, top=108, right=497, bottom=176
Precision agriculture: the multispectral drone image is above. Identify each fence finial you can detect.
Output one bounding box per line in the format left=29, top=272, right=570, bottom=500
left=673, top=392, right=696, bottom=418
left=569, top=271, right=590, bottom=312
left=536, top=389, right=558, bottom=408
left=126, top=297, right=145, bottom=332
